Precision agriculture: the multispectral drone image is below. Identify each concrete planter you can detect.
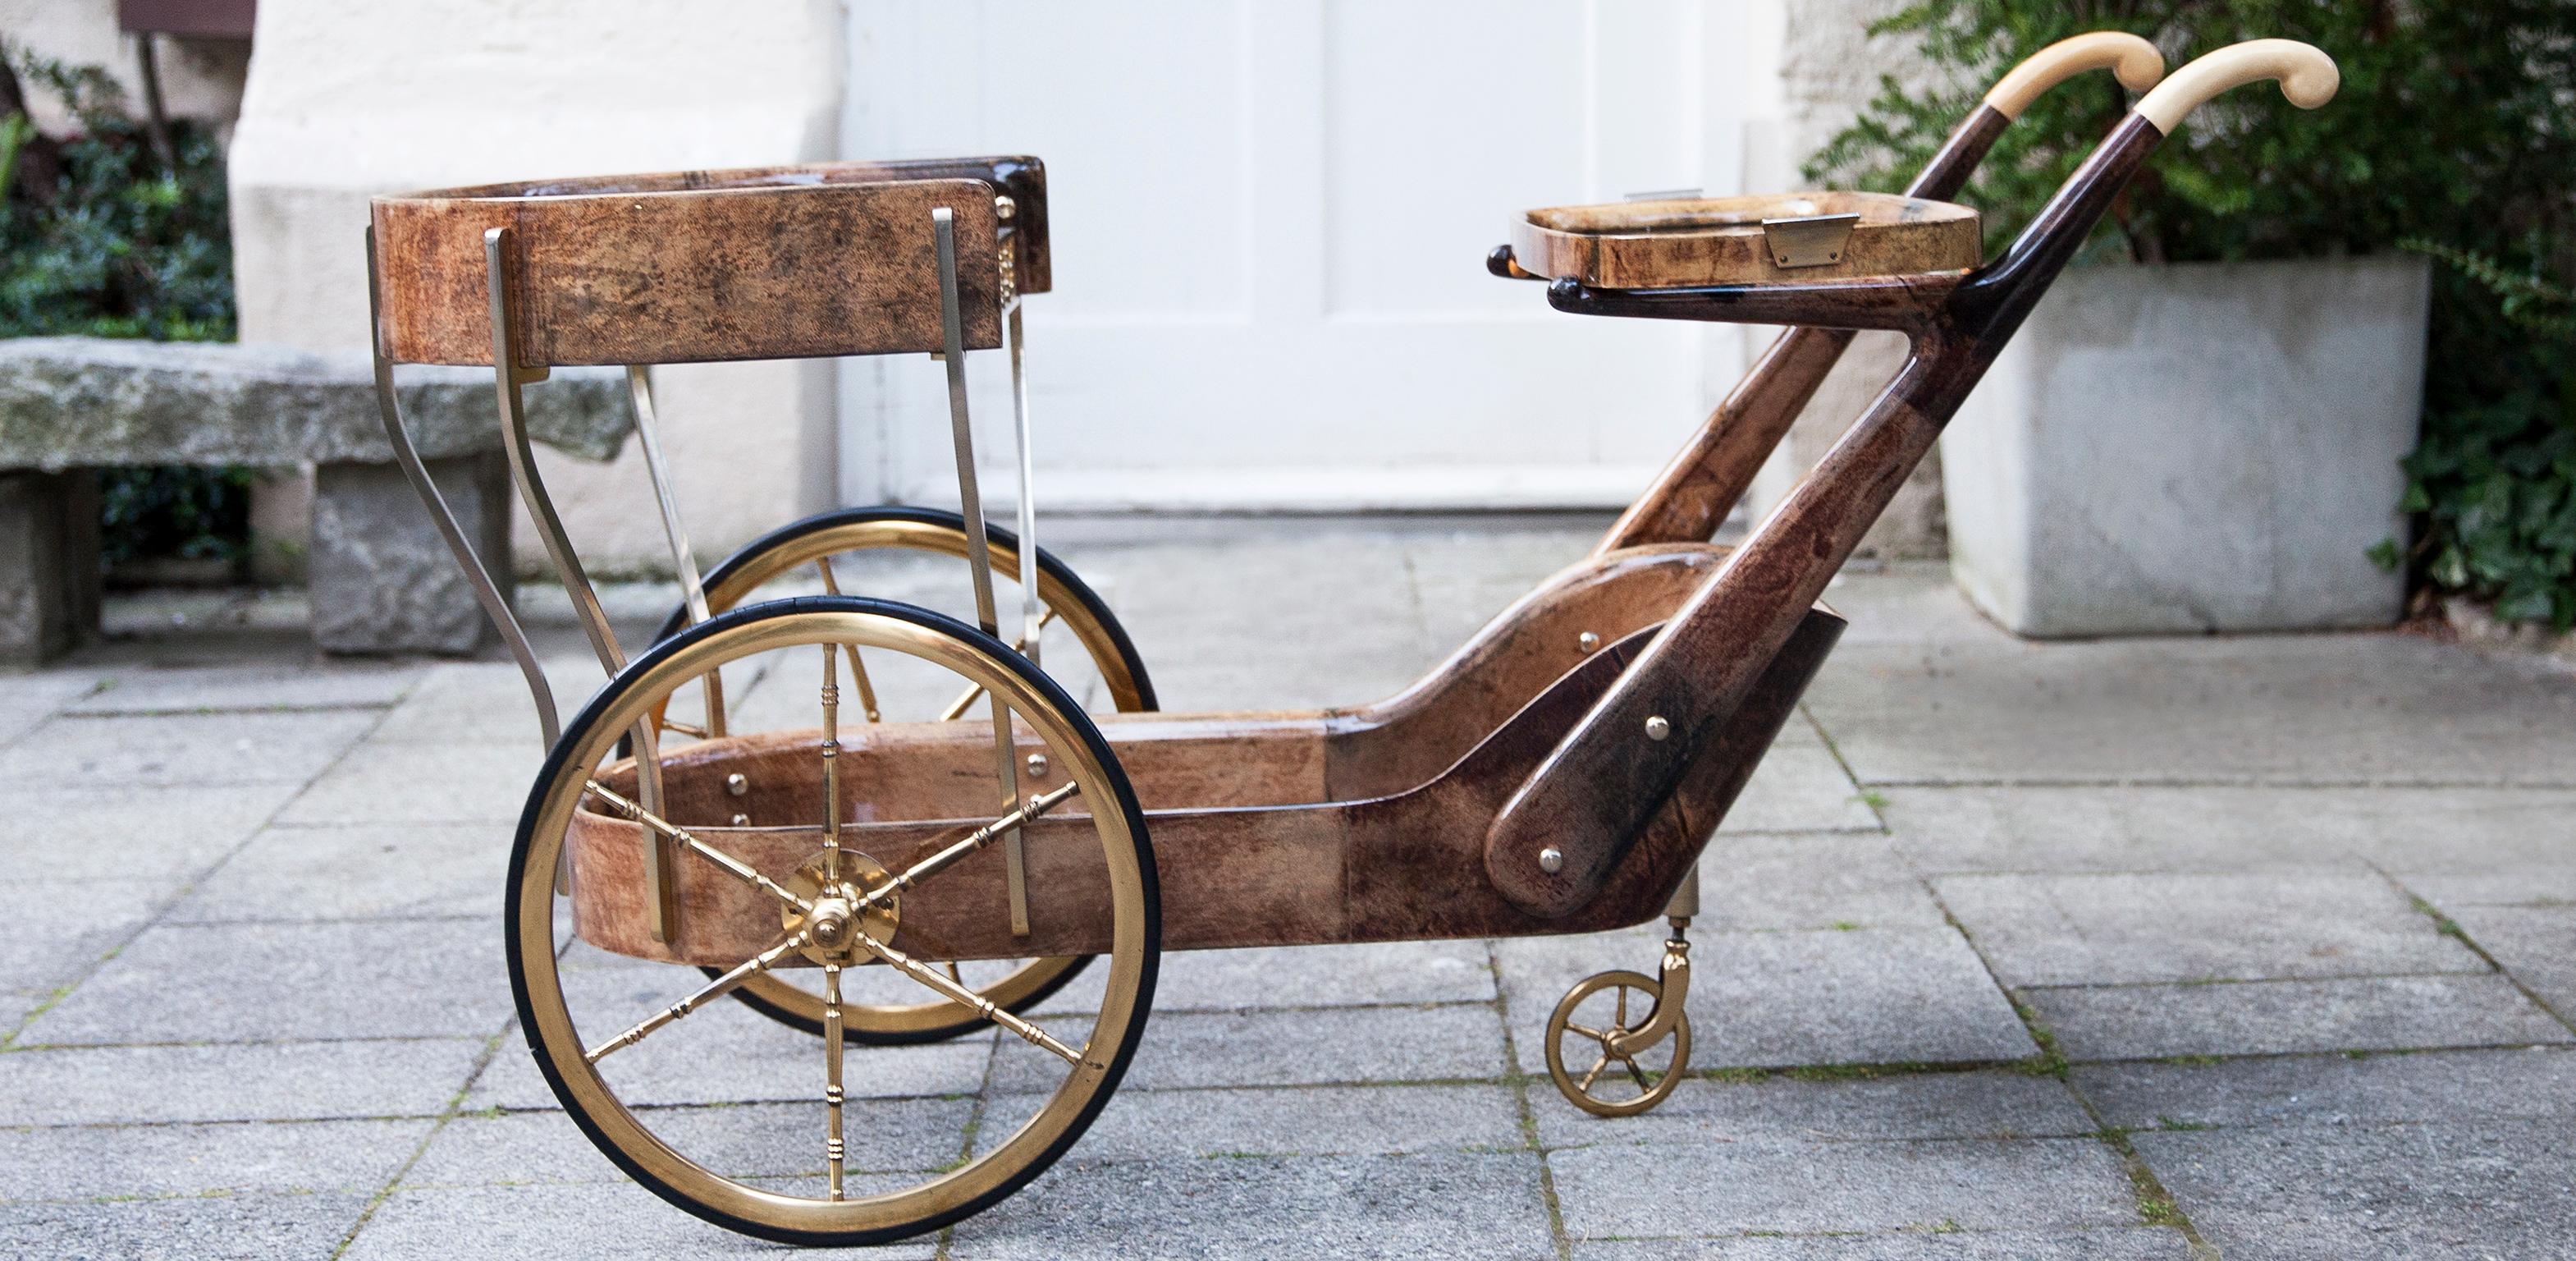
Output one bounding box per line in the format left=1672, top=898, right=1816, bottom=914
left=1942, top=256, right=2429, bottom=637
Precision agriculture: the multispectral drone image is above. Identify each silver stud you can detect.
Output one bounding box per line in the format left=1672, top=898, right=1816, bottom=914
left=1027, top=752, right=1050, bottom=778
left=1577, top=631, right=1601, bottom=653
left=730, top=813, right=750, bottom=827
left=725, top=772, right=749, bottom=796
left=1645, top=715, right=1671, bottom=741
left=1538, top=846, right=1564, bottom=874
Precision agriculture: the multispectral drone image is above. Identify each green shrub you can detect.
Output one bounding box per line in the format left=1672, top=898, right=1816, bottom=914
left=2, top=44, right=249, bottom=568
left=1807, top=1, right=2576, bottom=628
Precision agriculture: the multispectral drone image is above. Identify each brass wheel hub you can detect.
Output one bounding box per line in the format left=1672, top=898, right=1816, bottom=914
left=784, top=851, right=899, bottom=968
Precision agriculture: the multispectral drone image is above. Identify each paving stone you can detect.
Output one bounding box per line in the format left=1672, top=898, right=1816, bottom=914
left=990, top=1003, right=1508, bottom=1094
left=364, top=659, right=590, bottom=749
left=1495, top=924, right=2035, bottom=1071
left=1881, top=785, right=2576, bottom=876
left=1805, top=633, right=2576, bottom=787
left=273, top=738, right=538, bottom=826
left=0, top=1117, right=431, bottom=1199
left=2027, top=974, right=2574, bottom=1062
left=977, top=1082, right=1521, bottom=1162
left=1551, top=1135, right=2139, bottom=1238
left=1935, top=871, right=2483, bottom=986
left=1574, top=1227, right=2194, bottom=1260
left=948, top=1149, right=1553, bottom=1260
left=2080, top=1046, right=2576, bottom=1130
left=169, top=823, right=506, bottom=924
left=1535, top=1068, right=2094, bottom=1150
left=1720, top=745, right=1881, bottom=835
left=24, top=919, right=512, bottom=1045
left=0, top=1192, right=377, bottom=1260
left=0, top=1039, right=484, bottom=1124
left=0, top=878, right=169, bottom=1001
left=64, top=663, right=422, bottom=714
left=2136, top=1120, right=2576, bottom=1260
left=3, top=783, right=299, bottom=880
left=0, top=672, right=98, bottom=749
left=344, top=1180, right=940, bottom=1260
left=1150, top=939, right=1495, bottom=1011
left=2446, top=905, right=2576, bottom=1017
left=0, top=708, right=381, bottom=788
left=1693, top=833, right=1950, bottom=930
left=408, top=1098, right=973, bottom=1187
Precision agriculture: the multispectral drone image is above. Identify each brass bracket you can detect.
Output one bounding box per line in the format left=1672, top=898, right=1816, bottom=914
left=1760, top=213, right=1860, bottom=268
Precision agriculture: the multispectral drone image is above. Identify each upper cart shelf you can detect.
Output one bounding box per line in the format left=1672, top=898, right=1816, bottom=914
left=1503, top=190, right=1979, bottom=290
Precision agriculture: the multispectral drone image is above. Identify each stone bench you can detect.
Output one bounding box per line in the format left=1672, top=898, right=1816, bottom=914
left=0, top=336, right=629, bottom=663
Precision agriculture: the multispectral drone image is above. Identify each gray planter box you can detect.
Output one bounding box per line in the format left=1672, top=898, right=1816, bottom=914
left=1942, top=256, right=2429, bottom=637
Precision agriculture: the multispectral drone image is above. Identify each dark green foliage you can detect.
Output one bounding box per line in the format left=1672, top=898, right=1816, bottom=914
left=3, top=44, right=249, bottom=569
left=1807, top=0, right=2576, bottom=626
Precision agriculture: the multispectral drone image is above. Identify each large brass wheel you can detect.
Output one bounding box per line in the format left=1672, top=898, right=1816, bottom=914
left=644, top=507, right=1156, bottom=1045
left=509, top=597, right=1158, bottom=1245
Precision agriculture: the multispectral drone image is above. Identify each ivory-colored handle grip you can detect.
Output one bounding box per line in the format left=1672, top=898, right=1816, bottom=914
left=2134, top=39, right=2339, bottom=131
left=1983, top=32, right=2165, bottom=120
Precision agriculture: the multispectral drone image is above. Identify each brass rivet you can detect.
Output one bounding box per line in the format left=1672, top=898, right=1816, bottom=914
left=1645, top=715, right=1672, bottom=741
left=730, top=813, right=750, bottom=827
left=725, top=773, right=748, bottom=797
left=1538, top=846, right=1565, bottom=874
left=1027, top=752, right=1050, bottom=778
left=1577, top=631, right=1601, bottom=653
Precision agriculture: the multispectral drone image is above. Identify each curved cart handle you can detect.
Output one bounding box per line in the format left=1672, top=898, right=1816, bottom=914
left=2134, top=39, right=2338, bottom=132
left=1985, top=31, right=2164, bottom=119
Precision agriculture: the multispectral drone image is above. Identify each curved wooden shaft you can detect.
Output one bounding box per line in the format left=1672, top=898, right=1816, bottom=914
left=1598, top=33, right=2168, bottom=554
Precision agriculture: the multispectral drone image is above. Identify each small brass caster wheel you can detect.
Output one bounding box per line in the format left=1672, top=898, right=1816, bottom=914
left=1544, top=970, right=1692, bottom=1117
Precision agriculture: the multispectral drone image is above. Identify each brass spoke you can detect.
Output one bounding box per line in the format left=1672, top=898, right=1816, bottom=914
left=584, top=932, right=810, bottom=1063
left=821, top=644, right=843, bottom=885
left=584, top=779, right=813, bottom=915
left=1622, top=1056, right=1652, bottom=1093
left=853, top=932, right=1083, bottom=1065
left=936, top=608, right=1057, bottom=721
left=1563, top=1021, right=1608, bottom=1045
left=659, top=718, right=709, bottom=739
left=1577, top=1052, right=1611, bottom=1094
left=945, top=961, right=964, bottom=984
left=813, top=557, right=881, bottom=722
left=860, top=782, right=1081, bottom=908
left=1614, top=986, right=1629, bottom=1028
left=823, top=963, right=846, bottom=1201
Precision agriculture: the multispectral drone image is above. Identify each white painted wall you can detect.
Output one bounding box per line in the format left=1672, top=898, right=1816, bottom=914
left=841, top=0, right=1791, bottom=518
left=226, top=0, right=845, bottom=572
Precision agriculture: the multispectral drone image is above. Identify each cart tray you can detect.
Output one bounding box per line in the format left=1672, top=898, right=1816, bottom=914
left=1509, top=190, right=1979, bottom=289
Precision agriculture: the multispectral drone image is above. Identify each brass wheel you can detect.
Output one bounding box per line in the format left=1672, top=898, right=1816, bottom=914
left=510, top=597, right=1158, bottom=1245
left=1544, top=970, right=1691, bottom=1117
left=644, top=507, right=1155, bottom=1045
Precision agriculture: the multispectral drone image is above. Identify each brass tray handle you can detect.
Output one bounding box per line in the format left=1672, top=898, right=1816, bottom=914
left=1984, top=31, right=2165, bottom=119
left=2136, top=39, right=2339, bottom=132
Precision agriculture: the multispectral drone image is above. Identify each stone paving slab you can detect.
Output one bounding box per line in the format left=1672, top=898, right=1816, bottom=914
left=947, top=1149, right=1554, bottom=1260
left=977, top=1081, right=1523, bottom=1162
left=344, top=1181, right=940, bottom=1261
left=1535, top=1067, right=2094, bottom=1151
left=1149, top=939, right=1497, bottom=1011
left=1720, top=745, right=1882, bottom=834
left=1551, top=1135, right=2140, bottom=1239
left=1694, top=833, right=1960, bottom=931
left=0, top=1191, right=378, bottom=1261
left=0, top=1117, right=432, bottom=1200
left=2445, top=905, right=2576, bottom=1017
left=0, top=1039, right=485, bottom=1125
left=0, top=672, right=98, bottom=750
left=1805, top=633, right=2576, bottom=787
left=8, top=783, right=301, bottom=880
left=0, top=878, right=171, bottom=1001
left=2136, top=1119, right=2576, bottom=1260
left=991, top=1002, right=1508, bottom=1093
left=23, top=918, right=513, bottom=1046
left=1935, top=871, right=2484, bottom=986
left=0, top=708, right=382, bottom=789
left=1574, top=1227, right=2195, bottom=1260
left=2027, top=974, right=2574, bottom=1062
left=2079, top=1046, right=2576, bottom=1130
left=410, top=1098, right=975, bottom=1187
left=272, top=739, right=538, bottom=826
left=62, top=663, right=423, bottom=715
left=168, top=823, right=506, bottom=924
left=1496, top=924, right=2037, bottom=1071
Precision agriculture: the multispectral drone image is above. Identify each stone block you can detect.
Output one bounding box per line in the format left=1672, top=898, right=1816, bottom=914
left=312, top=452, right=512, bottom=655
left=0, top=470, right=100, bottom=666
left=1943, top=257, right=2429, bottom=635
left=2026, top=974, right=2573, bottom=1062
left=2078, top=1045, right=2576, bottom=1131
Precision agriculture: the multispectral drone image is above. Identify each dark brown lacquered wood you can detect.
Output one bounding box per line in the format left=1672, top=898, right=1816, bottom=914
left=370, top=157, right=1050, bottom=367
left=1487, top=115, right=2167, bottom=918
left=1511, top=191, right=1979, bottom=291
left=1595, top=104, right=2011, bottom=554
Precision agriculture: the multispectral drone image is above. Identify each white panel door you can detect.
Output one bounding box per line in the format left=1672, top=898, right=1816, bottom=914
left=842, top=0, right=1782, bottom=512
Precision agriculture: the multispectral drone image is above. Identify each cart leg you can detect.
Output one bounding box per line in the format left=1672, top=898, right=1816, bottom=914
left=1544, top=904, right=1696, bottom=1117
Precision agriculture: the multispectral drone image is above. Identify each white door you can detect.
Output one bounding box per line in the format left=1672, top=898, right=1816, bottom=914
left=841, top=0, right=1785, bottom=512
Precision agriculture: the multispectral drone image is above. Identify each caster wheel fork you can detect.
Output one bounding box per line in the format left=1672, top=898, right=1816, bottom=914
left=1544, top=917, right=1694, bottom=1117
